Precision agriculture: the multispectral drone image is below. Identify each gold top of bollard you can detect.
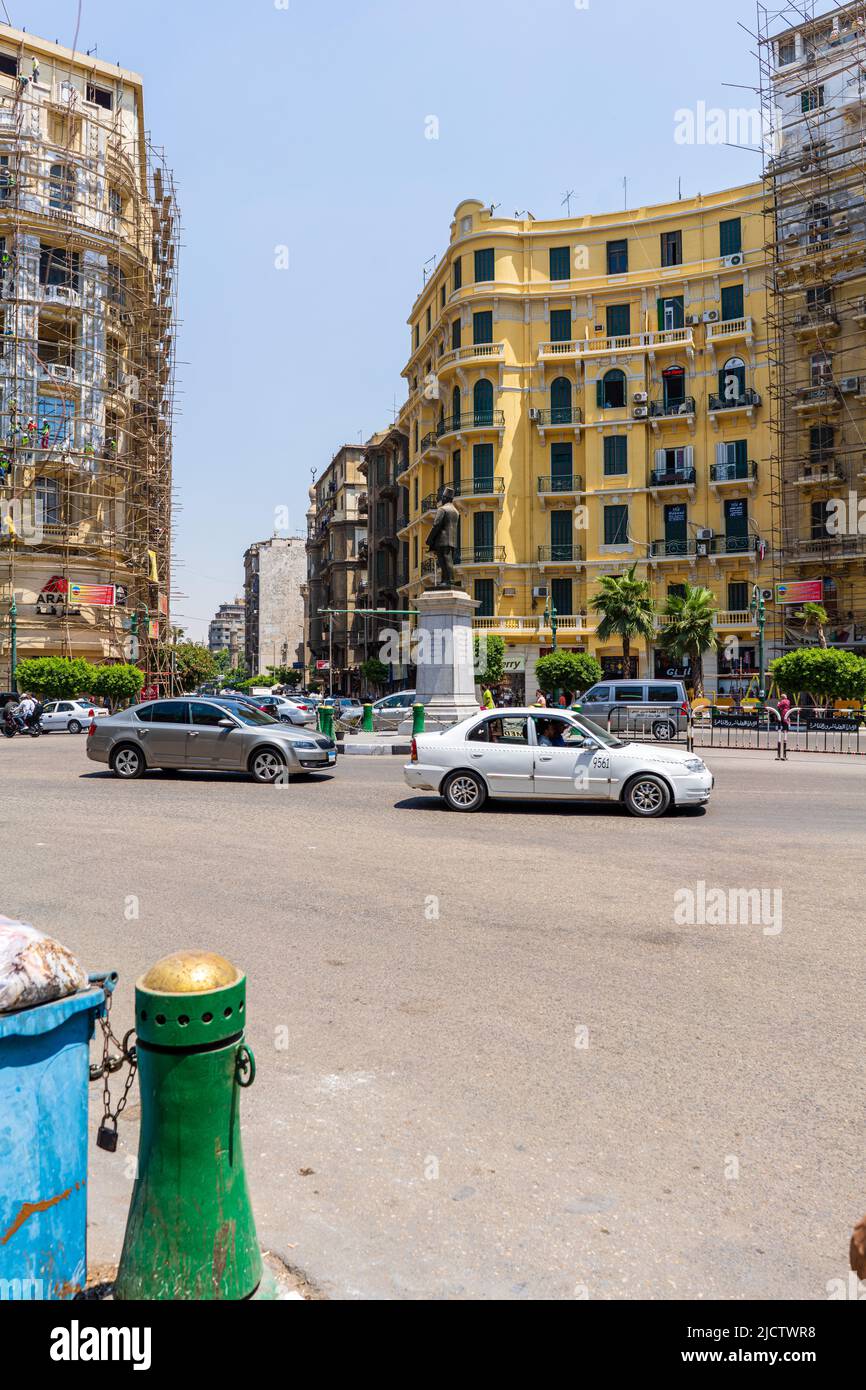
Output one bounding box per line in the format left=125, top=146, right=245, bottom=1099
left=140, top=951, right=241, bottom=994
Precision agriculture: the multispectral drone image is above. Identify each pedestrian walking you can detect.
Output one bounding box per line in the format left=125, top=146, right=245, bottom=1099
left=482, top=686, right=495, bottom=710
left=777, top=693, right=791, bottom=728
left=533, top=689, right=547, bottom=708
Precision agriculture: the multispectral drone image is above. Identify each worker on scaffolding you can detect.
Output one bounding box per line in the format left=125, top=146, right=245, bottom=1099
left=31, top=59, right=39, bottom=85
left=26, top=417, right=37, bottom=446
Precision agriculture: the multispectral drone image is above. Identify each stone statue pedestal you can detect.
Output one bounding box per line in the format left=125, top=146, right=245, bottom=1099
left=401, top=588, right=480, bottom=731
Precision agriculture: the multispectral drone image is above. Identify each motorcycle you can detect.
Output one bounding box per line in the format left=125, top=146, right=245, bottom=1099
left=2, top=708, right=42, bottom=738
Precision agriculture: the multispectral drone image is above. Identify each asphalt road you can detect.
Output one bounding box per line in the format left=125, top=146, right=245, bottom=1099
left=2, top=734, right=864, bottom=1300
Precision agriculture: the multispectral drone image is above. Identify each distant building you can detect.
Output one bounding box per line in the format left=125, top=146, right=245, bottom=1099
left=359, top=427, right=410, bottom=686
left=208, top=597, right=245, bottom=665
left=243, top=537, right=306, bottom=676
left=304, top=445, right=368, bottom=691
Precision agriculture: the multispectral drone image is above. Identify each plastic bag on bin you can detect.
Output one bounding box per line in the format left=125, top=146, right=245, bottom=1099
left=0, top=915, right=88, bottom=1014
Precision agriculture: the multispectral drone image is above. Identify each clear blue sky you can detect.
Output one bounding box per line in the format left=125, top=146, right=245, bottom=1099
left=22, top=0, right=816, bottom=639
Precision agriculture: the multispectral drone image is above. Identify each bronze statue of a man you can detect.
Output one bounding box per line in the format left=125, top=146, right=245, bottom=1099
left=426, top=486, right=461, bottom=588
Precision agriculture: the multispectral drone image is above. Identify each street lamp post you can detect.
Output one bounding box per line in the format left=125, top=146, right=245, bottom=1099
left=543, top=596, right=558, bottom=651
left=9, top=593, right=17, bottom=692
left=751, top=584, right=766, bottom=700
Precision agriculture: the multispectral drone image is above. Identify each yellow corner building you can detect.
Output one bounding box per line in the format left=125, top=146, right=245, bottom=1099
left=397, top=188, right=775, bottom=701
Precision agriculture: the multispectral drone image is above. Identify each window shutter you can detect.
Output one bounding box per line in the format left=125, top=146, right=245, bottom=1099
left=684, top=446, right=694, bottom=468
left=654, top=449, right=666, bottom=469
left=596, top=379, right=604, bottom=408
left=715, top=442, right=727, bottom=466
left=657, top=298, right=664, bottom=331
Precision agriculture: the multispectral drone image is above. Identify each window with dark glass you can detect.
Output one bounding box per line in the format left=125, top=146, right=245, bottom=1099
left=603, top=435, right=627, bottom=476
left=474, top=579, right=494, bottom=617
left=473, top=311, right=493, bottom=345
left=453, top=257, right=462, bottom=292
left=721, top=283, right=744, bottom=321
left=474, top=248, right=495, bottom=283
left=719, top=219, right=742, bottom=256
left=451, top=317, right=461, bottom=351
left=473, top=379, right=494, bottom=426
left=603, top=504, right=628, bottom=545
left=597, top=369, right=626, bottom=409
left=606, top=303, right=630, bottom=338
left=472, top=442, right=494, bottom=492
left=728, top=582, right=749, bottom=611
left=551, top=578, right=573, bottom=615
left=607, top=239, right=628, bottom=274
left=473, top=510, right=494, bottom=559
left=661, top=230, right=683, bottom=267
left=550, top=308, right=572, bottom=343
left=549, top=246, right=571, bottom=281
left=550, top=376, right=572, bottom=424
left=550, top=441, right=573, bottom=489
left=550, top=509, right=573, bottom=561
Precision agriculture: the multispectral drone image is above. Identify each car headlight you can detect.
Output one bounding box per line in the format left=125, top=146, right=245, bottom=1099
left=292, top=740, right=318, bottom=750
left=684, top=757, right=706, bottom=772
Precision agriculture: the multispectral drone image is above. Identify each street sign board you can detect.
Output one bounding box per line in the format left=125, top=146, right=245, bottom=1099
left=776, top=580, right=824, bottom=605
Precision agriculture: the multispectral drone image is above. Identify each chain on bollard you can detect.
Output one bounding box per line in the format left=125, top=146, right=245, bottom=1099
left=89, top=987, right=137, bottom=1152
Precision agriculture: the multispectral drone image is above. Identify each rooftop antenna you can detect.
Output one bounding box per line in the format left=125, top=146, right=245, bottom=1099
left=391, top=393, right=400, bottom=425
left=623, top=177, right=629, bottom=210
left=422, top=254, right=436, bottom=284
left=561, top=189, right=575, bottom=216
left=87, top=45, right=98, bottom=56
left=678, top=176, right=682, bottom=200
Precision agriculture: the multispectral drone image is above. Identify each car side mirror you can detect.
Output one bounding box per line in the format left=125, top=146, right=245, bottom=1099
left=217, top=718, right=235, bottom=729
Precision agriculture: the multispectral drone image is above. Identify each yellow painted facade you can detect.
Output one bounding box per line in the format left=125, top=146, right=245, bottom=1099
left=397, top=187, right=776, bottom=698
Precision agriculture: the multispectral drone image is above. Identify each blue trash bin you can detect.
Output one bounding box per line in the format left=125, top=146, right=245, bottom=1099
left=0, top=979, right=111, bottom=1299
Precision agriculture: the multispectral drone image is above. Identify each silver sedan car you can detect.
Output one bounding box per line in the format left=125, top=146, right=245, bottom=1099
left=404, top=708, right=713, bottom=816
left=86, top=696, right=337, bottom=783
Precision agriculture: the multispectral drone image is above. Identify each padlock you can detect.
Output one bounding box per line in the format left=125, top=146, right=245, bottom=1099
left=96, top=1117, right=118, bottom=1152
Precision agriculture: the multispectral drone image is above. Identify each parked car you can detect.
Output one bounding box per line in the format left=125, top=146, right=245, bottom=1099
left=575, top=679, right=690, bottom=741
left=368, top=689, right=416, bottom=731
left=404, top=707, right=713, bottom=817
left=41, top=699, right=109, bottom=734
left=87, top=697, right=337, bottom=782
left=249, top=694, right=316, bottom=726
left=330, top=696, right=364, bottom=727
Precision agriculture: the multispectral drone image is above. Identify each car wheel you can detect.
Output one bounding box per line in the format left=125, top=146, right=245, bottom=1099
left=623, top=773, right=671, bottom=818
left=67, top=719, right=83, bottom=734
left=442, top=769, right=487, bottom=812
left=651, top=719, right=676, bottom=741
left=249, top=747, right=288, bottom=784
left=110, top=744, right=146, bottom=780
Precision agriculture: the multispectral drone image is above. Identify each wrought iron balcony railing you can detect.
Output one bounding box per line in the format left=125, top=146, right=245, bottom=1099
left=537, top=474, right=583, bottom=493
left=537, top=543, right=584, bottom=563
left=648, top=467, right=697, bottom=487
left=649, top=396, right=696, bottom=418
left=710, top=460, right=758, bottom=483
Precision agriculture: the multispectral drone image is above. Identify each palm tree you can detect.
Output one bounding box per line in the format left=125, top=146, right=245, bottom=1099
left=590, top=565, right=655, bottom=679
left=657, top=584, right=718, bottom=698
left=795, top=601, right=828, bottom=648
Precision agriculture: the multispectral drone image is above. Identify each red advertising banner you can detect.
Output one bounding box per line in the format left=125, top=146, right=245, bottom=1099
left=776, top=580, right=824, bottom=605
left=67, top=581, right=116, bottom=607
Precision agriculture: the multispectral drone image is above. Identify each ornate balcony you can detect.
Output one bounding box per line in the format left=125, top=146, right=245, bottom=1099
left=537, top=543, right=584, bottom=565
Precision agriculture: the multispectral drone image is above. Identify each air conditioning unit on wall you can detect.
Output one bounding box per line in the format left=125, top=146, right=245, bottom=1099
left=532, top=585, right=549, bottom=599
left=703, top=309, right=720, bottom=323
left=721, top=253, right=744, bottom=268
left=697, top=528, right=715, bottom=540
left=633, top=391, right=648, bottom=404
left=633, top=405, right=649, bottom=418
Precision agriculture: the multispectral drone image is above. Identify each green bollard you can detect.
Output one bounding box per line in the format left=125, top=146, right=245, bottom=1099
left=115, top=952, right=265, bottom=1301
left=321, top=703, right=335, bottom=740
left=412, top=702, right=425, bottom=735
left=362, top=702, right=373, bottom=732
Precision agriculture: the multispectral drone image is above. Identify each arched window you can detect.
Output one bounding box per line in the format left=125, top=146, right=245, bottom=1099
left=598, top=368, right=626, bottom=409
left=451, top=384, right=461, bottom=430
left=718, top=356, right=745, bottom=403
left=49, top=163, right=74, bottom=212
left=34, top=476, right=60, bottom=524
left=473, top=378, right=493, bottom=426
left=662, top=365, right=686, bottom=409
left=550, top=377, right=572, bottom=425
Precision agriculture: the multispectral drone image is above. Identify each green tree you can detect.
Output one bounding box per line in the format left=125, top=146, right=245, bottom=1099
left=473, top=634, right=505, bottom=687
left=266, top=665, right=301, bottom=687
left=794, top=602, right=829, bottom=649
left=657, top=584, right=718, bottom=698
left=535, top=650, right=602, bottom=700
left=213, top=648, right=234, bottom=675
left=590, top=565, right=655, bottom=678
left=360, top=657, right=389, bottom=691
left=770, top=648, right=866, bottom=705
left=89, top=663, right=145, bottom=711
left=235, top=672, right=272, bottom=692
left=169, top=642, right=219, bottom=693
left=14, top=656, right=94, bottom=699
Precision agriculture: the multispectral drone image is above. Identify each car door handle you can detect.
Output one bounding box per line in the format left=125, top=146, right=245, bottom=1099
left=188, top=731, right=198, bottom=737
left=538, top=753, right=553, bottom=761
left=470, top=751, right=484, bottom=758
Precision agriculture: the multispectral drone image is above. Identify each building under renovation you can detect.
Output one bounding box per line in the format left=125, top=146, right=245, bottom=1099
left=0, top=25, right=178, bottom=689
left=759, top=1, right=866, bottom=655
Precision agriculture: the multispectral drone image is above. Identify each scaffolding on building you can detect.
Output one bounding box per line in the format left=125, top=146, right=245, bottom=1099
left=0, top=33, right=179, bottom=689
left=757, top=0, right=866, bottom=654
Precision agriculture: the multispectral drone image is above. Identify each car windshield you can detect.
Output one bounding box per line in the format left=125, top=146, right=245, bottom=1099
left=570, top=714, right=624, bottom=749
left=212, top=699, right=278, bottom=727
